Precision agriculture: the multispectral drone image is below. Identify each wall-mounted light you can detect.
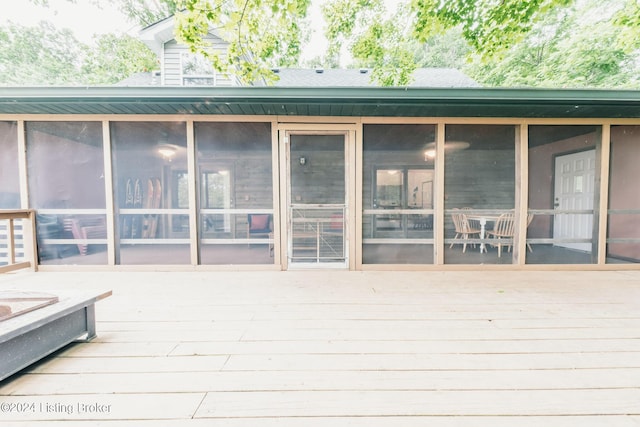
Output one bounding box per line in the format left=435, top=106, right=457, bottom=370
left=299, top=156, right=307, bottom=166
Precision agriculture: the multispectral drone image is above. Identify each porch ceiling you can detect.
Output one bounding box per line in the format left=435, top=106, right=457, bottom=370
left=2, top=86, right=640, bottom=118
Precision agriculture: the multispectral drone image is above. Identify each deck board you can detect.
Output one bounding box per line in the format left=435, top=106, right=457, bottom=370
left=195, top=389, right=640, bottom=417
left=1, top=270, right=639, bottom=425
left=4, top=368, right=640, bottom=395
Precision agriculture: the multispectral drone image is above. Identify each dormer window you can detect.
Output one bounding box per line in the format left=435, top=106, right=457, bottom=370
left=181, top=52, right=216, bottom=86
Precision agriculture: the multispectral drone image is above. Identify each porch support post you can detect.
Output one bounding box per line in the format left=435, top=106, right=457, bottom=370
left=514, top=123, right=528, bottom=265
left=591, top=126, right=604, bottom=264
left=186, top=120, right=199, bottom=266
left=17, top=120, right=28, bottom=210
left=16, top=120, right=37, bottom=270
left=355, top=123, right=364, bottom=270
left=102, top=120, right=117, bottom=266
left=597, top=124, right=611, bottom=265
left=434, top=122, right=445, bottom=265
left=348, top=128, right=358, bottom=270
left=271, top=120, right=281, bottom=267
left=277, top=127, right=289, bottom=270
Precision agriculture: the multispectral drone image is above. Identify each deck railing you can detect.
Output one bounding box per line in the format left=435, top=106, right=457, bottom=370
left=0, top=210, right=38, bottom=273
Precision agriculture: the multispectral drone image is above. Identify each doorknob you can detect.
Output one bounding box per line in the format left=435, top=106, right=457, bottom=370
left=554, top=203, right=560, bottom=207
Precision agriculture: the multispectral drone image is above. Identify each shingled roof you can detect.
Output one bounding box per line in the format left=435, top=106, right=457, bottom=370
left=270, top=68, right=480, bottom=88
left=116, top=67, right=480, bottom=88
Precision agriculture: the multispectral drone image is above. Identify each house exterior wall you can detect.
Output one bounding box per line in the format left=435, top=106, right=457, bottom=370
left=162, top=40, right=182, bottom=86
left=0, top=121, right=19, bottom=209
left=163, top=37, right=237, bottom=87
left=608, top=125, right=640, bottom=261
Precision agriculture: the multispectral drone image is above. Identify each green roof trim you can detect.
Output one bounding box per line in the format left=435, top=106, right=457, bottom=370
left=2, top=86, right=640, bottom=118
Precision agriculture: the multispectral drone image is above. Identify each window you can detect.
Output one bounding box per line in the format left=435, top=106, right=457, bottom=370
left=201, top=169, right=232, bottom=233
left=181, top=53, right=215, bottom=86
left=374, top=167, right=434, bottom=234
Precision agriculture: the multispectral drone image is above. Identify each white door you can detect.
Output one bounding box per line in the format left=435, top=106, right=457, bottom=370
left=553, top=150, right=596, bottom=252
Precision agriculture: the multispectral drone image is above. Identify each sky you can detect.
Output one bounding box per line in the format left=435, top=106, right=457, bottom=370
left=1, top=0, right=136, bottom=42
left=1, top=0, right=328, bottom=57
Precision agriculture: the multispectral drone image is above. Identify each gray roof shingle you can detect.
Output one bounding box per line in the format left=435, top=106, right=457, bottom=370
left=115, top=68, right=480, bottom=88
left=270, top=68, right=480, bottom=88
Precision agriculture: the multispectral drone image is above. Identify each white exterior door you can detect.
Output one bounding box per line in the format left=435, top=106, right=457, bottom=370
left=553, top=150, right=596, bottom=252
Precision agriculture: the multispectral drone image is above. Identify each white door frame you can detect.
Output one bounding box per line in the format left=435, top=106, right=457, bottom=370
left=277, top=124, right=357, bottom=270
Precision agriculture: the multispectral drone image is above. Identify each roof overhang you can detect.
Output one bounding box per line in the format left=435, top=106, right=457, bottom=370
left=2, top=86, right=640, bottom=118
left=138, top=16, right=176, bottom=55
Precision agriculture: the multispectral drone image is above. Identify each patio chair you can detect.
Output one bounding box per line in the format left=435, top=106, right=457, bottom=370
left=526, top=213, right=534, bottom=253
left=63, top=216, right=107, bottom=256
left=247, top=213, right=273, bottom=254
left=487, top=212, right=515, bottom=258
left=462, top=207, right=481, bottom=231
left=450, top=208, right=481, bottom=253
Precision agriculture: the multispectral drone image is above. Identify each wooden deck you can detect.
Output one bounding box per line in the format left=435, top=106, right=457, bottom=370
left=1, top=270, right=640, bottom=426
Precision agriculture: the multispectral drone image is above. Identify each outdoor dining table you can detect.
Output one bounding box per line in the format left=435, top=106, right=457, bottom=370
left=465, top=213, right=502, bottom=253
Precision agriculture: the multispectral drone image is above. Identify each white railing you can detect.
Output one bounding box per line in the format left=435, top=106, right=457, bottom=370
left=289, top=204, right=346, bottom=264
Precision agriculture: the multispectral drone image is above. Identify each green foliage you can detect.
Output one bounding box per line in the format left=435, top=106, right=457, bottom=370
left=466, top=0, right=640, bottom=88
left=614, top=0, right=640, bottom=53
left=114, top=0, right=181, bottom=26
left=322, top=0, right=382, bottom=68
left=322, top=0, right=640, bottom=88
left=412, top=0, right=575, bottom=58
left=0, top=21, right=84, bottom=85
left=413, top=28, right=471, bottom=70
left=174, top=0, right=312, bottom=85
left=0, top=21, right=158, bottom=86
left=23, top=0, right=640, bottom=88
left=82, top=34, right=158, bottom=85
left=324, top=0, right=423, bottom=85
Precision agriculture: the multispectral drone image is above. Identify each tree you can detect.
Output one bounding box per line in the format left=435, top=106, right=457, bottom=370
left=25, top=0, right=640, bottom=88
left=614, top=0, right=640, bottom=53
left=320, top=0, right=579, bottom=85
left=173, top=0, right=311, bottom=85
left=320, top=0, right=640, bottom=87
left=82, top=34, right=159, bottom=85
left=411, top=0, right=575, bottom=58
left=323, top=1, right=471, bottom=85
left=0, top=20, right=157, bottom=86
left=114, top=0, right=181, bottom=27
left=467, top=0, right=639, bottom=88
left=0, top=21, right=84, bottom=85
left=413, top=29, right=471, bottom=70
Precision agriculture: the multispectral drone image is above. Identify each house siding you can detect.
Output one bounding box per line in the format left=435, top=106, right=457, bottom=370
left=163, top=37, right=237, bottom=87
